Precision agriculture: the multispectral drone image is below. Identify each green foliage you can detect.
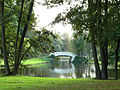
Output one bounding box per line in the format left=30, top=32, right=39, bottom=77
left=52, top=35, right=63, bottom=52
left=108, top=47, right=120, bottom=65
left=0, top=0, right=36, bottom=61
left=73, top=56, right=88, bottom=65
left=52, top=33, right=72, bottom=52
left=27, top=28, right=56, bottom=57
left=49, top=54, right=55, bottom=59
left=0, top=0, right=57, bottom=64
left=71, top=35, right=92, bottom=59
left=72, top=36, right=84, bottom=56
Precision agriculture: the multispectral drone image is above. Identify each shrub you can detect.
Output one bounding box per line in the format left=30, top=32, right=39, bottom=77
left=72, top=56, right=88, bottom=65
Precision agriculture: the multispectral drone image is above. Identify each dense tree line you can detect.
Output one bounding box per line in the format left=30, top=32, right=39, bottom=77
left=52, top=32, right=92, bottom=60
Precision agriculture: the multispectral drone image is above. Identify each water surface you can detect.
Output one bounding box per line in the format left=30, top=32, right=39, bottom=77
left=0, top=58, right=119, bottom=79
left=20, top=58, right=96, bottom=78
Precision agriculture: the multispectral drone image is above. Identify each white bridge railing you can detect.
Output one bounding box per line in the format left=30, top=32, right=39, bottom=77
left=50, top=52, right=76, bottom=62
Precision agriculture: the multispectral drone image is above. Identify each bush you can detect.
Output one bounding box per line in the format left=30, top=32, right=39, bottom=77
left=49, top=54, right=55, bottom=59
left=72, top=56, right=88, bottom=65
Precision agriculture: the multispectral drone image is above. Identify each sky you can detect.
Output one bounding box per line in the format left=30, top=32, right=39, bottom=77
left=33, top=0, right=74, bottom=37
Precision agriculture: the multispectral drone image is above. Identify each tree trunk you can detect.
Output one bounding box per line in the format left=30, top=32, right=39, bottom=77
left=1, top=0, right=11, bottom=75
left=19, top=45, right=32, bottom=64
left=100, top=0, right=108, bottom=80
left=100, top=44, right=108, bottom=79
left=115, top=0, right=120, bottom=80
left=97, top=0, right=108, bottom=79
left=0, top=47, right=3, bottom=55
left=115, top=38, right=120, bottom=79
left=88, top=0, right=101, bottom=79
left=14, top=0, right=24, bottom=74
left=92, top=41, right=101, bottom=79
left=12, top=0, right=35, bottom=74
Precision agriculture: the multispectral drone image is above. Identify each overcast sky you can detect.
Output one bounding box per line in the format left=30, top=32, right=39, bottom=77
left=33, top=0, right=73, bottom=37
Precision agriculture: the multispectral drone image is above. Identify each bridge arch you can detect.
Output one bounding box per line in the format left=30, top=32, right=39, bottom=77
left=49, top=52, right=76, bottom=62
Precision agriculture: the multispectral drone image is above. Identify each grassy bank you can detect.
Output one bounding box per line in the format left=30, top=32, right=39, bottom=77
left=0, top=58, right=4, bottom=65
left=0, top=76, right=120, bottom=90
left=22, top=57, right=50, bottom=65
left=88, top=60, right=102, bottom=64
left=0, top=57, right=51, bottom=66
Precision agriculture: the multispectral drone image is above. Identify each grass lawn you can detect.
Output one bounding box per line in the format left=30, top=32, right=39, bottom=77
left=88, top=60, right=102, bottom=64
left=0, top=57, right=51, bottom=66
left=22, top=58, right=50, bottom=65
left=0, top=76, right=120, bottom=90
left=0, top=58, right=4, bottom=65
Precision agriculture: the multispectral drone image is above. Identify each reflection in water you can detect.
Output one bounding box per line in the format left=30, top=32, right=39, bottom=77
left=74, top=63, right=95, bottom=78
left=81, top=64, right=95, bottom=78
left=50, top=61, right=76, bottom=78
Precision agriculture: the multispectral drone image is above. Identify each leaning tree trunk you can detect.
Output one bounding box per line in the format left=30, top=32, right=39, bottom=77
left=92, top=39, right=101, bottom=79
left=14, top=0, right=24, bottom=74
left=12, top=0, right=35, bottom=74
left=1, top=0, right=11, bottom=75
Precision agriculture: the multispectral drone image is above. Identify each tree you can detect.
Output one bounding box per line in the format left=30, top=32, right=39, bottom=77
left=14, top=0, right=24, bottom=75
left=88, top=0, right=101, bottom=79
left=12, top=0, right=35, bottom=74
left=72, top=35, right=84, bottom=57
left=52, top=33, right=64, bottom=52
left=61, top=33, right=71, bottom=52
left=0, top=0, right=35, bottom=75
left=0, top=0, right=11, bottom=75
left=97, top=0, right=109, bottom=79
left=114, top=0, right=120, bottom=79
left=0, top=0, right=57, bottom=75
left=28, top=28, right=56, bottom=57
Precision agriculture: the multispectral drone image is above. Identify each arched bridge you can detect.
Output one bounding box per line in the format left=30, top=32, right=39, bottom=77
left=49, top=52, right=76, bottom=62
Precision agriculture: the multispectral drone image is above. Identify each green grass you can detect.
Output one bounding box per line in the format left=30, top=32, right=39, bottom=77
left=88, top=60, right=120, bottom=66
left=0, top=76, right=120, bottom=90
left=118, top=62, right=120, bottom=65
left=0, top=58, right=4, bottom=65
left=88, top=60, right=102, bottom=64
left=22, top=58, right=49, bottom=65
left=0, top=57, right=51, bottom=66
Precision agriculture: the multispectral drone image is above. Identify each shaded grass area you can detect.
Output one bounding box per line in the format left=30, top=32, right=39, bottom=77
left=0, top=76, right=120, bottom=90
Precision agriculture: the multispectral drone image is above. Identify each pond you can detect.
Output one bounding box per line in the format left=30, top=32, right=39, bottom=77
left=19, top=61, right=96, bottom=78
left=0, top=58, right=119, bottom=79
left=20, top=57, right=96, bottom=78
